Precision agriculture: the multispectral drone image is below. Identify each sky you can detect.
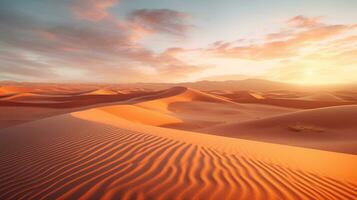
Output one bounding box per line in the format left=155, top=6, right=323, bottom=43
left=0, top=0, right=356, bottom=84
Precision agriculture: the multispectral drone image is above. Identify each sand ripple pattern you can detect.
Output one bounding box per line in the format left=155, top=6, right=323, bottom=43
left=0, top=116, right=356, bottom=200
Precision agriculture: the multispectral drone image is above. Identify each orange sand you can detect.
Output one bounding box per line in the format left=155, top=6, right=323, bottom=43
left=0, top=83, right=356, bottom=199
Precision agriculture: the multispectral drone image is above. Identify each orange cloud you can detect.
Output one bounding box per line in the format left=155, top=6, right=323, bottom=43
left=209, top=16, right=356, bottom=60
left=287, top=15, right=323, bottom=28
left=0, top=3, right=201, bottom=83
left=72, top=0, right=118, bottom=21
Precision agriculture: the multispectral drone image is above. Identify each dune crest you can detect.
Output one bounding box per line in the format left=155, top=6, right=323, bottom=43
left=135, top=87, right=235, bottom=113
left=82, top=89, right=119, bottom=96
left=99, top=105, right=183, bottom=126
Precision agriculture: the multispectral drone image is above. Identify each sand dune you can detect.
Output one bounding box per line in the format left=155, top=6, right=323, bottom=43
left=229, top=96, right=356, bottom=109
left=225, top=90, right=265, bottom=100
left=82, top=89, right=119, bottom=96
left=127, top=87, right=295, bottom=130
left=134, top=86, right=234, bottom=114
left=0, top=110, right=356, bottom=200
left=0, top=92, right=70, bottom=103
left=135, top=86, right=233, bottom=104
left=298, top=92, right=345, bottom=102
left=205, top=105, right=357, bottom=154
left=0, top=84, right=357, bottom=199
left=0, top=106, right=76, bottom=129
left=53, top=87, right=293, bottom=132
left=100, top=105, right=182, bottom=126
left=0, top=86, right=31, bottom=95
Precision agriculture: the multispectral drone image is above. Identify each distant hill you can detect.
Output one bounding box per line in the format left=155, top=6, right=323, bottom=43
left=117, top=79, right=357, bottom=92
left=2, top=79, right=357, bottom=92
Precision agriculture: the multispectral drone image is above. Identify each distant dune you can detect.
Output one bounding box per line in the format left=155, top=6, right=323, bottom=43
left=205, top=105, right=357, bottom=154
left=0, top=86, right=30, bottom=96
left=297, top=92, right=345, bottom=102
left=82, top=89, right=119, bottom=96
left=135, top=87, right=235, bottom=113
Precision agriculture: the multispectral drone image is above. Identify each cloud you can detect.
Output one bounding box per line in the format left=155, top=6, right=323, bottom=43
left=127, top=9, right=191, bottom=36
left=287, top=15, right=323, bottom=28
left=0, top=50, right=58, bottom=80
left=72, top=0, right=119, bottom=21
left=209, top=16, right=356, bottom=60
left=0, top=3, right=201, bottom=83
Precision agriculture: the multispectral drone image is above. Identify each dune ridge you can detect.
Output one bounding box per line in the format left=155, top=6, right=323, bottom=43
left=133, top=87, right=236, bottom=114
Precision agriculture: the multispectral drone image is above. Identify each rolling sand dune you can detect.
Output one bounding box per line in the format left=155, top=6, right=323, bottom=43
left=225, top=91, right=265, bottom=100
left=229, top=97, right=356, bottom=109
left=100, top=105, right=182, bottom=126
left=0, top=86, right=31, bottom=95
left=134, top=86, right=235, bottom=114
left=0, top=110, right=356, bottom=200
left=82, top=89, right=119, bottom=96
left=0, top=90, right=155, bottom=108
left=126, top=87, right=296, bottom=130
left=0, top=84, right=357, bottom=199
left=0, top=89, right=165, bottom=129
left=0, top=92, right=70, bottom=103
left=205, top=105, right=357, bottom=154
left=297, top=92, right=345, bottom=102
left=63, top=87, right=294, bottom=132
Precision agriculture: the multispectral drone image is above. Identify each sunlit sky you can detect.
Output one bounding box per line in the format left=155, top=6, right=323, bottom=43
left=0, top=0, right=356, bottom=84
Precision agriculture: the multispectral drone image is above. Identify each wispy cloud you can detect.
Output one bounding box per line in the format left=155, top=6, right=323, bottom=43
left=287, top=15, right=323, bottom=28
left=0, top=0, right=355, bottom=85
left=71, top=0, right=119, bottom=21
left=0, top=1, right=201, bottom=82
left=127, top=9, right=192, bottom=37
left=208, top=16, right=356, bottom=60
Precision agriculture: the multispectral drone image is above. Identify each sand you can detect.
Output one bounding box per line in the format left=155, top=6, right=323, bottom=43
left=0, top=111, right=356, bottom=199
left=204, top=105, right=357, bottom=154
left=0, top=83, right=356, bottom=199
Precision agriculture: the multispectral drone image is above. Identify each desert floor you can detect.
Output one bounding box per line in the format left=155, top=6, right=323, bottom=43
left=0, top=82, right=356, bottom=199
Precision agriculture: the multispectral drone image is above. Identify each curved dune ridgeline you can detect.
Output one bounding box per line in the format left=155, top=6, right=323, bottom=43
left=0, top=112, right=356, bottom=200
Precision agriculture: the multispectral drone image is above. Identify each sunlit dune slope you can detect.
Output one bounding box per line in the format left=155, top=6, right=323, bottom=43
left=224, top=91, right=265, bottom=100
left=100, top=87, right=296, bottom=130
left=100, top=105, right=182, bottom=126
left=133, top=86, right=234, bottom=112
left=81, top=89, right=119, bottom=96
left=205, top=105, right=357, bottom=154
left=0, top=86, right=31, bottom=97
left=0, top=110, right=356, bottom=199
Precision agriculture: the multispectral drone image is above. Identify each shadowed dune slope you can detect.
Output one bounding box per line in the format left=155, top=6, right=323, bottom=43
left=0, top=110, right=356, bottom=200
left=205, top=105, right=357, bottom=154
